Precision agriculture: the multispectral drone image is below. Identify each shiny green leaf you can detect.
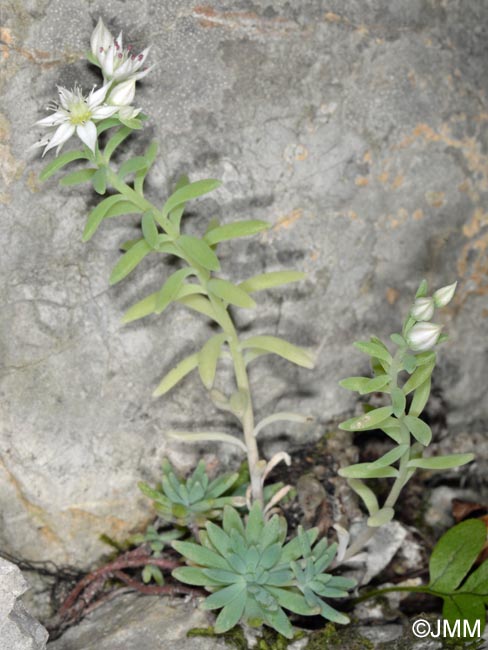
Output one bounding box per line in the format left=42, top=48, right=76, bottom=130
left=404, top=415, right=432, bottom=446
left=407, top=453, right=474, bottom=470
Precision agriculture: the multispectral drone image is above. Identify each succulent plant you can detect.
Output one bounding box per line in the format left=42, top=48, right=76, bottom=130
left=138, top=459, right=244, bottom=527
left=172, top=502, right=356, bottom=638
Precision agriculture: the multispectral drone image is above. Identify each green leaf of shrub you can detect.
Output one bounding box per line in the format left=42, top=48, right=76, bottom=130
left=409, top=378, right=431, bottom=417
left=82, top=194, right=129, bottom=241
left=403, top=362, right=435, bottom=395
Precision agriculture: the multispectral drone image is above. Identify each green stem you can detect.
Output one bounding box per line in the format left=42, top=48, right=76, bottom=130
left=99, top=153, right=263, bottom=504
left=341, top=348, right=412, bottom=563
left=351, top=585, right=430, bottom=606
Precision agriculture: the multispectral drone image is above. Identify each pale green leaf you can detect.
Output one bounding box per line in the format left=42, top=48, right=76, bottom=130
left=403, top=362, right=435, bottom=395
left=155, top=268, right=194, bottom=314
left=39, top=149, right=89, bottom=181
left=91, top=166, right=107, bottom=194
left=239, top=270, right=306, bottom=293
left=109, top=240, right=152, bottom=285
left=407, top=453, right=474, bottom=470
left=338, top=406, right=393, bottom=432
left=141, top=211, right=159, bottom=248
left=177, top=235, right=220, bottom=271
left=119, top=156, right=148, bottom=178
left=367, top=507, right=395, bottom=528
left=104, top=125, right=131, bottom=160
left=347, top=479, right=379, bottom=515
left=409, top=378, right=431, bottom=417
left=162, top=179, right=221, bottom=219
left=339, top=375, right=391, bottom=395
left=59, top=168, right=96, bottom=186
left=338, top=464, right=399, bottom=479
left=204, top=220, right=269, bottom=246
left=391, top=387, right=406, bottom=417
left=241, top=335, right=314, bottom=369
left=404, top=415, right=432, bottom=446
left=153, top=352, right=199, bottom=397
left=354, top=341, right=392, bottom=364
left=367, top=444, right=409, bottom=468
left=82, top=194, right=127, bottom=242
left=198, top=333, right=226, bottom=389
left=208, top=278, right=256, bottom=309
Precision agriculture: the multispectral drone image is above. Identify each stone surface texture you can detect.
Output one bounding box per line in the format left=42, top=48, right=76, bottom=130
left=47, top=594, right=229, bottom=650
left=0, top=557, right=48, bottom=650
left=0, top=1, right=487, bottom=565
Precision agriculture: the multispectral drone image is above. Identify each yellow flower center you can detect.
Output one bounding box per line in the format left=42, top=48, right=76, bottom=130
left=69, top=100, right=92, bottom=125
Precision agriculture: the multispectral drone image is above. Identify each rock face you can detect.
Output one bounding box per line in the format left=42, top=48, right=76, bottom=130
left=0, top=558, right=48, bottom=650
left=47, top=594, right=229, bottom=650
left=1, top=1, right=487, bottom=565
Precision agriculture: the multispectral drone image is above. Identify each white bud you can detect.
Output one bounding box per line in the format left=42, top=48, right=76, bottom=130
left=407, top=322, right=443, bottom=352
left=433, top=281, right=457, bottom=308
left=108, top=79, right=136, bottom=106
left=90, top=18, right=113, bottom=57
left=410, top=297, right=435, bottom=322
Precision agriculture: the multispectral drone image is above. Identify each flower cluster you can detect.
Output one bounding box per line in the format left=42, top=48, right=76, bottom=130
left=406, top=281, right=457, bottom=351
left=32, top=18, right=152, bottom=156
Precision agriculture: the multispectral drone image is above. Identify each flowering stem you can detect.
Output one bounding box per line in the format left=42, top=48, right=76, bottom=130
left=341, top=348, right=413, bottom=564
left=100, top=156, right=264, bottom=504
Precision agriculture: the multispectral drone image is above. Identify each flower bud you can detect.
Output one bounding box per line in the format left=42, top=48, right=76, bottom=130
left=108, top=79, right=136, bottom=106
left=433, top=281, right=457, bottom=308
left=407, top=322, right=443, bottom=352
left=410, top=297, right=435, bottom=322
left=90, top=18, right=113, bottom=57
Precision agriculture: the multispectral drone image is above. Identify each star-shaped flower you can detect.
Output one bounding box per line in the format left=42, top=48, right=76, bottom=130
left=33, top=84, right=117, bottom=156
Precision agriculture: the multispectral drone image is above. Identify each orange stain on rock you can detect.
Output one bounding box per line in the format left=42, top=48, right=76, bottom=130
left=386, top=287, right=399, bottom=305
left=391, top=174, right=404, bottom=189
left=412, top=209, right=424, bottom=221
left=273, top=208, right=303, bottom=231
left=355, top=176, right=369, bottom=187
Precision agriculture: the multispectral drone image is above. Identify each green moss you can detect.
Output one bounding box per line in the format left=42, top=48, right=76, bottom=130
left=187, top=625, right=304, bottom=650
left=304, top=623, right=374, bottom=650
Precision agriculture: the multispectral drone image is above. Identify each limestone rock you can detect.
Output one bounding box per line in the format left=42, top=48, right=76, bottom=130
left=0, top=557, right=48, bottom=650
left=47, top=594, right=228, bottom=650
left=1, top=0, right=487, bottom=565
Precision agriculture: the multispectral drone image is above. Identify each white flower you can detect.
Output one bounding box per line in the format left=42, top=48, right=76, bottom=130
left=433, top=281, right=457, bottom=308
left=407, top=322, right=443, bottom=352
left=108, top=79, right=136, bottom=106
left=410, top=297, right=435, bottom=322
left=33, top=84, right=118, bottom=156
left=90, top=18, right=153, bottom=83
